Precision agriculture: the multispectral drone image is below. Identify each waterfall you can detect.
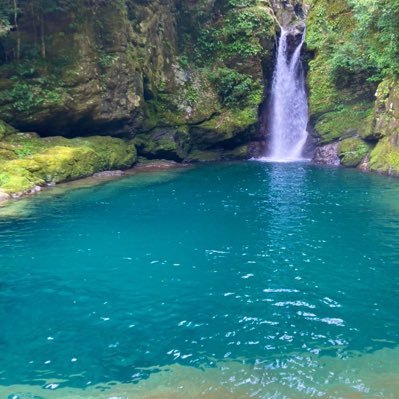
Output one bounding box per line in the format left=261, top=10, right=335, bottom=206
left=264, top=28, right=309, bottom=162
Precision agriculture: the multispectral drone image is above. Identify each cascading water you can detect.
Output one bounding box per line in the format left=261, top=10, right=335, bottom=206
left=264, top=28, right=309, bottom=162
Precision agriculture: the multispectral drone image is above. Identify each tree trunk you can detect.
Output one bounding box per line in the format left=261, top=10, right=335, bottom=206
left=40, top=13, right=45, bottom=59
left=13, top=0, right=20, bottom=61
left=30, top=1, right=38, bottom=50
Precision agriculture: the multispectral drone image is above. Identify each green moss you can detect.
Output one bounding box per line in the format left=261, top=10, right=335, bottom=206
left=190, top=107, right=257, bottom=149
left=314, top=103, right=374, bottom=144
left=185, top=150, right=222, bottom=163
left=196, top=3, right=274, bottom=62
left=338, top=137, right=372, bottom=167
left=81, top=136, right=137, bottom=170
left=369, top=138, right=399, bottom=175
left=199, top=107, right=257, bottom=134
left=0, top=120, right=17, bottom=140
left=144, top=97, right=189, bottom=129
left=0, top=160, right=44, bottom=193
left=370, top=78, right=399, bottom=140
left=133, top=129, right=190, bottom=161
left=308, top=54, right=340, bottom=116
left=307, top=0, right=377, bottom=144
left=224, top=145, right=250, bottom=160
left=0, top=135, right=137, bottom=195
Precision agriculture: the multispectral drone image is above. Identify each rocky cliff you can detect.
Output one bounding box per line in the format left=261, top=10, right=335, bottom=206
left=307, top=0, right=399, bottom=176
left=0, top=0, right=279, bottom=160
left=5, top=0, right=399, bottom=200
left=0, top=0, right=310, bottom=197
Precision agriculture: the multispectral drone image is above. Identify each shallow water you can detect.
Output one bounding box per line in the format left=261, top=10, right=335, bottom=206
left=0, top=162, right=398, bottom=398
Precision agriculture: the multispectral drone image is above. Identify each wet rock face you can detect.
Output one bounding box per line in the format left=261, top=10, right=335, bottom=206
left=338, top=137, right=371, bottom=167
left=306, top=0, right=399, bottom=176
left=0, top=0, right=279, bottom=160
left=313, top=142, right=340, bottom=166
left=0, top=0, right=179, bottom=137
left=364, top=79, right=399, bottom=176
left=372, top=79, right=399, bottom=141
left=285, top=30, right=305, bottom=60
left=269, top=0, right=308, bottom=28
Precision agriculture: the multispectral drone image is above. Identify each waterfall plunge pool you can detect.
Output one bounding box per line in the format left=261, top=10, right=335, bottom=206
left=1, top=161, right=398, bottom=399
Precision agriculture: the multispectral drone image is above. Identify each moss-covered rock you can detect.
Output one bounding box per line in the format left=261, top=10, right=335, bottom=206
left=307, top=0, right=376, bottom=147
left=0, top=120, right=17, bottom=140
left=0, top=0, right=277, bottom=157
left=369, top=138, right=399, bottom=176
left=184, top=144, right=251, bottom=163
left=307, top=1, right=399, bottom=175
left=190, top=108, right=258, bottom=150
left=223, top=145, right=251, bottom=161
left=371, top=79, right=399, bottom=140
left=133, top=128, right=190, bottom=161
left=362, top=79, right=399, bottom=175
left=184, top=150, right=222, bottom=163
left=0, top=134, right=137, bottom=196
left=338, top=138, right=372, bottom=167
left=313, top=104, right=374, bottom=144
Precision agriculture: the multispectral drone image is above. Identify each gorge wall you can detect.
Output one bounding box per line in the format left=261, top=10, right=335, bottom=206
left=0, top=0, right=283, bottom=197
left=307, top=0, right=399, bottom=176
left=0, top=0, right=283, bottom=162
left=0, top=0, right=310, bottom=197
left=1, top=0, right=399, bottom=199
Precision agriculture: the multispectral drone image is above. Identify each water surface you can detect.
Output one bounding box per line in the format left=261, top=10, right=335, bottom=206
left=0, top=162, right=398, bottom=398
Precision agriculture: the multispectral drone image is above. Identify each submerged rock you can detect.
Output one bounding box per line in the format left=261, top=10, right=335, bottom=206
left=93, top=170, right=125, bottom=178
left=135, top=159, right=184, bottom=170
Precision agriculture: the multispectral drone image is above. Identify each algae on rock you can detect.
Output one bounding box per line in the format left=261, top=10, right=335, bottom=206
left=0, top=0, right=279, bottom=162
left=0, top=131, right=137, bottom=196
left=338, top=137, right=372, bottom=167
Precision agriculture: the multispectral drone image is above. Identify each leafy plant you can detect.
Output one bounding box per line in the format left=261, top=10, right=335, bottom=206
left=195, top=1, right=273, bottom=62
left=208, top=68, right=261, bottom=107
left=98, top=52, right=116, bottom=68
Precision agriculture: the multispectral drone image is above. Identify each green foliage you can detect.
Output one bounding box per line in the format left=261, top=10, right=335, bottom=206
left=98, top=51, right=116, bottom=68
left=0, top=6, right=12, bottom=38
left=349, top=0, right=399, bottom=77
left=196, top=2, right=273, bottom=62
left=185, top=84, right=199, bottom=105
left=308, top=0, right=399, bottom=82
left=208, top=68, right=262, bottom=107
left=228, top=0, right=257, bottom=7
left=307, top=0, right=378, bottom=144
left=0, top=66, right=65, bottom=113
left=178, top=55, right=190, bottom=69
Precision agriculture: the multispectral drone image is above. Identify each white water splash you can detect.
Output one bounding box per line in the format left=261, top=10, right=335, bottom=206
left=263, top=28, right=309, bottom=162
